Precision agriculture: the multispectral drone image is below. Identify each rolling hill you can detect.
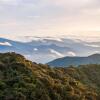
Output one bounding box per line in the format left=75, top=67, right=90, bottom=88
left=47, top=54, right=100, bottom=67
left=0, top=52, right=100, bottom=99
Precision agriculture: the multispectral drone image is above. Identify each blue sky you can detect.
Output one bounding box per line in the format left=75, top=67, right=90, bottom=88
left=0, top=0, right=100, bottom=37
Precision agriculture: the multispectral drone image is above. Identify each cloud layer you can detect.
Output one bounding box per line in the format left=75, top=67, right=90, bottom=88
left=0, top=0, right=100, bottom=36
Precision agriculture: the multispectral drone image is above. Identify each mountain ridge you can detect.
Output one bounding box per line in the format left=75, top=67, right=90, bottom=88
left=1, top=37, right=100, bottom=63
left=47, top=53, right=100, bottom=67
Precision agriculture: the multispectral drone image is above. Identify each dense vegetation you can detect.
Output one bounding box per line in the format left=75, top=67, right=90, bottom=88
left=0, top=52, right=100, bottom=100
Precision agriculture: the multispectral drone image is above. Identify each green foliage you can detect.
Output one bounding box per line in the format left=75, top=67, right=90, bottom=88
left=0, top=52, right=99, bottom=100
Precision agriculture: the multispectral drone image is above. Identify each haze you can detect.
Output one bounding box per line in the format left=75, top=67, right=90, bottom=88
left=0, top=0, right=100, bottom=39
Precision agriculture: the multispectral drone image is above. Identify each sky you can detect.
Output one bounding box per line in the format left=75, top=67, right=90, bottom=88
left=0, top=0, right=100, bottom=38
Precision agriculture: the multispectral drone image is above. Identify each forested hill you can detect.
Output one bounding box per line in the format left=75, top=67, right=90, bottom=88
left=0, top=52, right=100, bottom=100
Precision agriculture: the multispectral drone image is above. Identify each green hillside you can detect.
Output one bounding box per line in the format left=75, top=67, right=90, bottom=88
left=0, top=52, right=100, bottom=100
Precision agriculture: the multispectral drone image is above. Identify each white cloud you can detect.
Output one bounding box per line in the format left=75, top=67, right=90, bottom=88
left=84, top=44, right=100, bottom=47
left=0, top=42, right=12, bottom=46
left=94, top=51, right=100, bottom=53
left=33, top=48, right=38, bottom=51
left=50, top=49, right=64, bottom=57
left=67, top=52, right=76, bottom=56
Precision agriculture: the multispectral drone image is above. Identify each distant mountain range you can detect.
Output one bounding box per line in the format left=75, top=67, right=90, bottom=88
left=0, top=36, right=100, bottom=63
left=47, top=54, right=100, bottom=67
